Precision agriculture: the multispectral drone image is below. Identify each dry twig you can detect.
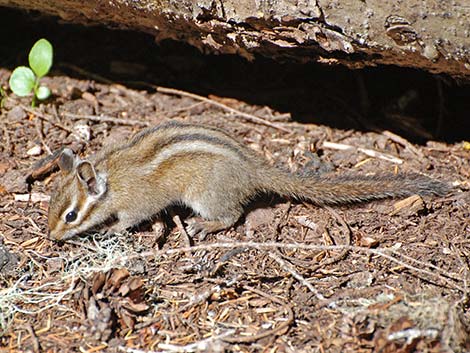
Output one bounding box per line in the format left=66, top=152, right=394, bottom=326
left=153, top=86, right=291, bottom=133
left=268, top=251, right=326, bottom=301
left=322, top=140, right=404, bottom=164
left=62, top=112, right=150, bottom=127
left=382, top=130, right=423, bottom=158
left=19, top=104, right=77, bottom=136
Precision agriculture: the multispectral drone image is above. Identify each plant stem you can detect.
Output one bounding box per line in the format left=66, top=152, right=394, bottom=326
left=31, top=78, right=40, bottom=108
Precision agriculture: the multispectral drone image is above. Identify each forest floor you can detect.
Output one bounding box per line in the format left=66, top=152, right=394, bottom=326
left=0, top=8, right=469, bottom=353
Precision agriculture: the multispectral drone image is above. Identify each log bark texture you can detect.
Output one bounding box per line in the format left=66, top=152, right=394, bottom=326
left=2, top=0, right=469, bottom=78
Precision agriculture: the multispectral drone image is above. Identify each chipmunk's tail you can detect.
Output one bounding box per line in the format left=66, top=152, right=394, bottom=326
left=256, top=168, right=450, bottom=205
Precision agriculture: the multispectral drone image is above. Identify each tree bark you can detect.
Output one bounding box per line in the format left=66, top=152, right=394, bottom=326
left=2, top=0, right=469, bottom=78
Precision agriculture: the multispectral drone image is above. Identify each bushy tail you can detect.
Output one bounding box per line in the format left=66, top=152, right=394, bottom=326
left=256, top=168, right=449, bottom=205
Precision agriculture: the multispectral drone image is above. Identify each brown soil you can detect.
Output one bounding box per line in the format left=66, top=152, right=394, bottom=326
left=0, top=8, right=469, bottom=353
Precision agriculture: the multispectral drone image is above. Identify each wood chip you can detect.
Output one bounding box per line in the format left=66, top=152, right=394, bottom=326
left=14, top=193, right=50, bottom=202
left=390, top=195, right=426, bottom=216
left=26, top=145, right=42, bottom=156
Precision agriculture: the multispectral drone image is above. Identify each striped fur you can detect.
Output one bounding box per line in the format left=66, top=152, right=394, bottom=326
left=48, top=121, right=450, bottom=240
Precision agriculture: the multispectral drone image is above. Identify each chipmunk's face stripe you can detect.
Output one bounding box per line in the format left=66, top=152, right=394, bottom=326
left=49, top=168, right=108, bottom=240
left=48, top=175, right=75, bottom=233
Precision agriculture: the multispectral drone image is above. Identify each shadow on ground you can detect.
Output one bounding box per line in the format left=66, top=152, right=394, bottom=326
left=1, top=7, right=469, bottom=144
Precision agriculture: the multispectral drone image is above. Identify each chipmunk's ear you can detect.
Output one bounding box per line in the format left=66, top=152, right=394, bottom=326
left=76, top=161, right=106, bottom=196
left=57, top=148, right=78, bottom=174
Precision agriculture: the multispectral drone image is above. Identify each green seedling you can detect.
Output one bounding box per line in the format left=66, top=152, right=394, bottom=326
left=9, top=38, right=53, bottom=106
left=0, top=87, right=5, bottom=108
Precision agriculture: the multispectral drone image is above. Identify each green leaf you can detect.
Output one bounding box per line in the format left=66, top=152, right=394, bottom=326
left=29, top=38, right=53, bottom=78
left=9, top=66, right=36, bottom=96
left=36, top=86, right=51, bottom=100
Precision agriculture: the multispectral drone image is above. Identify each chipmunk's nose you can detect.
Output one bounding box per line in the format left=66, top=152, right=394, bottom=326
left=48, top=228, right=61, bottom=241
left=48, top=229, right=55, bottom=240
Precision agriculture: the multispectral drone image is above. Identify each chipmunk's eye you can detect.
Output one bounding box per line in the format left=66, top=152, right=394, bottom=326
left=65, top=210, right=77, bottom=223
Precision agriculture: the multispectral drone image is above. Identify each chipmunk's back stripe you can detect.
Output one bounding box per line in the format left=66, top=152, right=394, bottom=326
left=146, top=139, right=244, bottom=172
left=129, top=121, right=240, bottom=149
left=100, top=121, right=251, bottom=172
left=157, top=133, right=247, bottom=160
left=128, top=120, right=233, bottom=143
left=140, top=120, right=229, bottom=136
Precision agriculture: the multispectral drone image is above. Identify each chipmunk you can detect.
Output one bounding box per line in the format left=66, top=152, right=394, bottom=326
left=48, top=120, right=449, bottom=241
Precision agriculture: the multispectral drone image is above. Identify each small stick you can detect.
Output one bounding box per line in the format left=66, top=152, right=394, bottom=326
left=34, top=118, right=52, bottom=155
left=382, top=130, right=423, bottom=158
left=19, top=105, right=77, bottom=136
left=153, top=86, right=291, bottom=133
left=58, top=66, right=290, bottom=132
left=62, top=112, right=150, bottom=127
left=209, top=248, right=247, bottom=276
left=268, top=251, right=326, bottom=301
left=322, top=141, right=404, bottom=164
left=26, top=147, right=66, bottom=183
left=15, top=193, right=50, bottom=202
left=171, top=213, right=192, bottom=258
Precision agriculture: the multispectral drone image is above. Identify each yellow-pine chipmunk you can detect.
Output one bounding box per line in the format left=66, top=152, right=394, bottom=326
left=48, top=121, right=449, bottom=241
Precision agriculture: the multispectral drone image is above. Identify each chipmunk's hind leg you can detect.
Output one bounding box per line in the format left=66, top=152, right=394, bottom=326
left=183, top=159, right=254, bottom=239
left=185, top=218, right=238, bottom=240
left=185, top=205, right=243, bottom=240
left=183, top=187, right=243, bottom=239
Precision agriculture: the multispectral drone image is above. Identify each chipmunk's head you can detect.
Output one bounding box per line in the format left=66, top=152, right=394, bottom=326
left=48, top=149, right=107, bottom=241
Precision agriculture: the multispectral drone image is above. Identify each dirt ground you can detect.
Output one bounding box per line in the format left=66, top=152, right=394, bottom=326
left=0, top=8, right=469, bottom=353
